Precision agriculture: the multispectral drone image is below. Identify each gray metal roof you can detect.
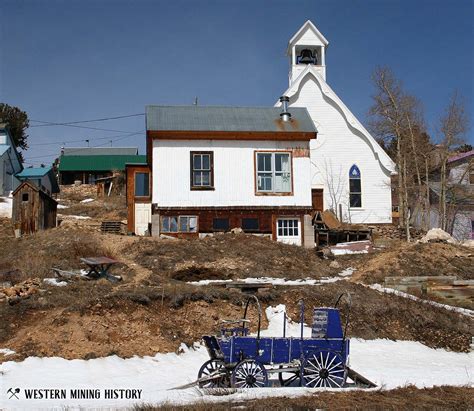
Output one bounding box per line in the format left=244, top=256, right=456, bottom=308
left=146, top=105, right=317, bottom=133
left=62, top=147, right=138, bottom=156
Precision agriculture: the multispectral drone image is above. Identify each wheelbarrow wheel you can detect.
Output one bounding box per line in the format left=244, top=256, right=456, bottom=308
left=302, top=351, right=346, bottom=388
left=278, top=365, right=301, bottom=387
left=231, top=359, right=268, bottom=388
left=197, top=359, right=230, bottom=388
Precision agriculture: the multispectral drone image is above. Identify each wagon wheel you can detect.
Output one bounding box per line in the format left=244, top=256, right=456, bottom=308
left=302, top=351, right=346, bottom=388
left=197, top=359, right=230, bottom=388
left=278, top=365, right=301, bottom=387
left=231, top=359, right=268, bottom=388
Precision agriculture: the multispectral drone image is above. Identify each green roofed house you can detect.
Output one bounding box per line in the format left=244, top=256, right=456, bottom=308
left=57, top=147, right=146, bottom=185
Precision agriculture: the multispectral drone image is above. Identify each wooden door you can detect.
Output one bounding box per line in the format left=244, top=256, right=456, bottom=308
left=312, top=189, right=324, bottom=212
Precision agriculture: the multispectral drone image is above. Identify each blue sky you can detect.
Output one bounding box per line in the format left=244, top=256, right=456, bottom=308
left=1, top=0, right=472, bottom=166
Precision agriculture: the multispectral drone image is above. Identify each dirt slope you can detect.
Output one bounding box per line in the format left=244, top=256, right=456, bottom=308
left=351, top=241, right=474, bottom=284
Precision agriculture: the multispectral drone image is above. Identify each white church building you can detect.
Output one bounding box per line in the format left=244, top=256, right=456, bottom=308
left=278, top=20, right=396, bottom=224
left=127, top=20, right=395, bottom=243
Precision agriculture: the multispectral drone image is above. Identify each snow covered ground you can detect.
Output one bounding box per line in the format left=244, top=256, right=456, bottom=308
left=0, top=305, right=472, bottom=409
left=189, top=268, right=355, bottom=286
left=0, top=197, right=12, bottom=218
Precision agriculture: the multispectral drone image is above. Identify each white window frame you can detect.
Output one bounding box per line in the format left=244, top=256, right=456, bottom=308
left=161, top=215, right=198, bottom=233
left=255, top=151, right=292, bottom=194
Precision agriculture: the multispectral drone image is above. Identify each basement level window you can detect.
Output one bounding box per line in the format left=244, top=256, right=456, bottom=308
left=22, top=193, right=29, bottom=202
left=241, top=217, right=259, bottom=232
left=161, top=216, right=197, bottom=233
left=213, top=218, right=229, bottom=232
left=135, top=172, right=150, bottom=197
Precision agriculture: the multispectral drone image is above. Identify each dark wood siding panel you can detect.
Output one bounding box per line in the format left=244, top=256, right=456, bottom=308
left=12, top=182, right=57, bottom=235
left=312, top=189, right=324, bottom=212
left=156, top=208, right=308, bottom=234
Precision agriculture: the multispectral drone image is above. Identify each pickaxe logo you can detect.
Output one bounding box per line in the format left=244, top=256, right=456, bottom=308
left=7, top=388, right=20, bottom=399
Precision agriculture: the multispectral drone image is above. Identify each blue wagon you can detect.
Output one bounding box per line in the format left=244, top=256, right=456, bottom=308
left=198, top=295, right=360, bottom=389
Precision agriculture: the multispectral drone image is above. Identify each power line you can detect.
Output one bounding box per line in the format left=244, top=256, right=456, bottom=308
left=29, top=130, right=143, bottom=146
left=30, top=113, right=144, bottom=127
left=23, top=130, right=144, bottom=160
left=28, top=121, right=140, bottom=133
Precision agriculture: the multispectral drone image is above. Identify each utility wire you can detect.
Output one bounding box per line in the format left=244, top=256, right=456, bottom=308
left=28, top=122, right=139, bottom=133
left=29, top=130, right=143, bottom=146
left=23, top=131, right=144, bottom=160
left=30, top=113, right=144, bottom=127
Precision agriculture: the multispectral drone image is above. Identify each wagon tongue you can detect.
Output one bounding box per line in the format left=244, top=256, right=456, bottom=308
left=346, top=367, right=377, bottom=388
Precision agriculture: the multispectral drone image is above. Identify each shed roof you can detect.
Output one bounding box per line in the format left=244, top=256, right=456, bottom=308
left=146, top=105, right=316, bottom=133
left=62, top=147, right=139, bottom=156
left=58, top=155, right=147, bottom=172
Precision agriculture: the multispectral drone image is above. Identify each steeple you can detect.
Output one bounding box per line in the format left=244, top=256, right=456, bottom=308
left=287, top=20, right=329, bottom=85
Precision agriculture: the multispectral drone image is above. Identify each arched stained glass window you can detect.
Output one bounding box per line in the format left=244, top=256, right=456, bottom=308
left=349, top=165, right=362, bottom=208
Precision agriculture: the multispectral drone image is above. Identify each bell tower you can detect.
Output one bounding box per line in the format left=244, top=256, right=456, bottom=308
left=287, top=20, right=329, bottom=85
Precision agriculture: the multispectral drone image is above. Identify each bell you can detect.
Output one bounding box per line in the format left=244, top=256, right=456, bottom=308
left=298, top=49, right=316, bottom=65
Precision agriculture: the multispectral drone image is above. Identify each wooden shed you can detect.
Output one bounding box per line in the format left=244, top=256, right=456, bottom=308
left=12, top=181, right=58, bottom=235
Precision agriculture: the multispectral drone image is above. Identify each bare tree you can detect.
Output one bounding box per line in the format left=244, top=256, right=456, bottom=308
left=437, top=92, right=469, bottom=231
left=320, top=159, right=346, bottom=217
left=368, top=67, right=428, bottom=240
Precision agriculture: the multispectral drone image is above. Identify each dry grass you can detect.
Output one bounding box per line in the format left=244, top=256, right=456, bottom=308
left=129, top=234, right=337, bottom=281
left=352, top=242, right=474, bottom=284
left=0, top=227, right=116, bottom=280
left=134, top=386, right=474, bottom=410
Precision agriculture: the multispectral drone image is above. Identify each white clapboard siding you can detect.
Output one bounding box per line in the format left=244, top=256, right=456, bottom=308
left=290, top=76, right=392, bottom=224
left=152, top=139, right=312, bottom=208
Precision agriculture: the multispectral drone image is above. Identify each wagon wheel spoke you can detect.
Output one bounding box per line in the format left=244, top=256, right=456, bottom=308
left=197, top=359, right=230, bottom=388
left=231, top=360, right=268, bottom=389
left=303, top=351, right=347, bottom=389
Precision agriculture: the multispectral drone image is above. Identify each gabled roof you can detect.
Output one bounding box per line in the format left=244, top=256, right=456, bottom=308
left=62, top=147, right=139, bottom=156
left=16, top=166, right=60, bottom=194
left=16, top=167, right=51, bottom=178
left=146, top=105, right=316, bottom=133
left=0, top=124, right=23, bottom=173
left=12, top=180, right=58, bottom=202
left=287, top=20, right=329, bottom=54
left=448, top=149, right=473, bottom=164
left=58, top=155, right=147, bottom=172
left=0, top=145, right=10, bottom=156
left=276, top=65, right=396, bottom=174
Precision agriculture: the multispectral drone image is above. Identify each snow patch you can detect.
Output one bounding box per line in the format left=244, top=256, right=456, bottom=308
left=189, top=269, right=354, bottom=286
left=0, top=348, right=15, bottom=356
left=0, top=197, right=12, bottom=218
left=59, top=214, right=91, bottom=220
left=43, top=278, right=68, bottom=287
left=80, top=198, right=94, bottom=203
left=57, top=204, right=69, bottom=209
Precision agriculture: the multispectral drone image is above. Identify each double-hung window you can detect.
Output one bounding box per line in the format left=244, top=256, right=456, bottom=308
left=191, top=151, right=214, bottom=190
left=256, top=152, right=292, bottom=194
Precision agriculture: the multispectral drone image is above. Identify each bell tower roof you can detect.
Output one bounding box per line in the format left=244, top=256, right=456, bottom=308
left=286, top=20, right=329, bottom=55
left=287, top=20, right=329, bottom=83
